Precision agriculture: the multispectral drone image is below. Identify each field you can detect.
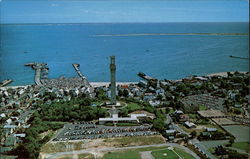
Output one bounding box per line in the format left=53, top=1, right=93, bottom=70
left=232, top=142, right=250, bottom=152
left=52, top=146, right=196, bottom=159
left=41, top=135, right=165, bottom=154
left=151, top=147, right=195, bottom=159
left=104, top=135, right=165, bottom=147
left=222, top=125, right=250, bottom=142
left=102, top=146, right=167, bottom=159
left=102, top=146, right=195, bottom=159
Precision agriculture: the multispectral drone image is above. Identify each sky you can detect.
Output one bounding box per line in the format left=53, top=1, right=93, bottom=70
left=0, top=0, right=249, bottom=24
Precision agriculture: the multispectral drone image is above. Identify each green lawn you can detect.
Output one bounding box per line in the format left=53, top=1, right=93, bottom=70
left=169, top=108, right=175, bottom=114
left=103, top=146, right=167, bottom=159
left=232, top=142, right=250, bottom=151
left=78, top=153, right=94, bottom=159
left=152, top=148, right=195, bottom=159
left=126, top=103, right=142, bottom=111
left=174, top=148, right=196, bottom=159
left=152, top=149, right=179, bottom=159
left=103, top=150, right=141, bottom=159
left=188, top=114, right=197, bottom=119
left=105, top=135, right=165, bottom=147
left=199, top=105, right=207, bottom=111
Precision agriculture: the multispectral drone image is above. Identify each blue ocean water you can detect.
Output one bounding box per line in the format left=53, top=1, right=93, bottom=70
left=0, top=22, right=249, bottom=86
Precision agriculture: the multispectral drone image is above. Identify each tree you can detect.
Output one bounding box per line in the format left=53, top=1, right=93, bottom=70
left=119, top=108, right=128, bottom=117
left=227, top=72, right=233, bottom=77
left=123, top=89, right=129, bottom=98
left=79, top=98, right=91, bottom=107
left=190, top=131, right=197, bottom=138
left=153, top=118, right=166, bottom=132
left=215, top=146, right=227, bottom=156
left=156, top=94, right=163, bottom=101
left=229, top=137, right=235, bottom=146
left=165, top=107, right=170, bottom=114
left=118, top=90, right=123, bottom=97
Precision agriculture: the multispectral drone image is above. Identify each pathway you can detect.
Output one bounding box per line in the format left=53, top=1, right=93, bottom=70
left=140, top=151, right=154, bottom=159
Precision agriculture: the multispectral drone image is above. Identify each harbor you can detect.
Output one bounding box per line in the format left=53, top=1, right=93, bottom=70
left=24, top=62, right=95, bottom=97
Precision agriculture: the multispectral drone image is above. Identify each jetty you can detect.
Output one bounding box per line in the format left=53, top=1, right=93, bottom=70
left=0, top=79, right=13, bottom=87
left=138, top=72, right=156, bottom=81
left=72, top=64, right=92, bottom=86
left=72, top=64, right=86, bottom=80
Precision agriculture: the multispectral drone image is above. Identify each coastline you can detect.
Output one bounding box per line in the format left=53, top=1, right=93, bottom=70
left=206, top=71, right=247, bottom=77
left=1, top=71, right=247, bottom=89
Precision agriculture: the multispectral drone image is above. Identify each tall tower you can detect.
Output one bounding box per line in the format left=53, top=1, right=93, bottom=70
left=110, top=56, right=116, bottom=105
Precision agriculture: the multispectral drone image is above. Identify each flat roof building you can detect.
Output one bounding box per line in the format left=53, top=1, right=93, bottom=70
left=99, top=114, right=147, bottom=124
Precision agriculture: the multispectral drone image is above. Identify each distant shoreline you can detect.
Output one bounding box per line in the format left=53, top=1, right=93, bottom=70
left=93, top=33, right=249, bottom=37
left=1, top=22, right=248, bottom=26
left=1, top=71, right=247, bottom=89
left=206, top=71, right=247, bottom=77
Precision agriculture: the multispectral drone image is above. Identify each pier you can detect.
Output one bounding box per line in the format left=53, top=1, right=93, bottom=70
left=72, top=64, right=86, bottom=80
left=25, top=63, right=48, bottom=86
left=138, top=72, right=156, bottom=81
left=72, top=63, right=95, bottom=97
left=72, top=64, right=92, bottom=87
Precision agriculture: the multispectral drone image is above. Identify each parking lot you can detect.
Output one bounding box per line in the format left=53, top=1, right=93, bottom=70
left=53, top=122, right=158, bottom=141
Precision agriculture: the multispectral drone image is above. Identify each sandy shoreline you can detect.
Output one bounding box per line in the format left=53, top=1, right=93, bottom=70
left=90, top=82, right=137, bottom=87
left=1, top=71, right=247, bottom=89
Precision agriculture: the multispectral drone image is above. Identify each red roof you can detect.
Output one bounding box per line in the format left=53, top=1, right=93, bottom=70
left=121, top=85, right=129, bottom=89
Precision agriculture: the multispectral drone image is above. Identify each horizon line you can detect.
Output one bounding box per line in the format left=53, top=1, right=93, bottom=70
left=1, top=21, right=249, bottom=25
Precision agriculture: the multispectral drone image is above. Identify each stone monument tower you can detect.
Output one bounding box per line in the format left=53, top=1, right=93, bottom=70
left=110, top=56, right=116, bottom=105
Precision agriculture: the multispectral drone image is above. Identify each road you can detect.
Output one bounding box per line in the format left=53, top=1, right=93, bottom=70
left=172, top=124, right=217, bottom=159
left=172, top=124, right=190, bottom=136
left=165, top=114, right=172, bottom=125
left=190, top=139, right=216, bottom=159
left=43, top=143, right=200, bottom=159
